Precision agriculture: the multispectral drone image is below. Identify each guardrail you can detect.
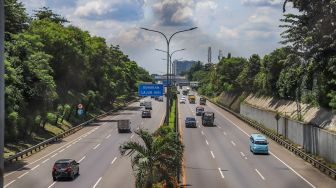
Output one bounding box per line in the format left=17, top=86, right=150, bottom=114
left=4, top=98, right=139, bottom=163
left=205, top=97, right=336, bottom=180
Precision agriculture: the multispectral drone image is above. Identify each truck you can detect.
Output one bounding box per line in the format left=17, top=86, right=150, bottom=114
left=202, top=112, right=215, bottom=126
left=117, top=119, right=131, bottom=133
left=182, top=90, right=188, bottom=95
left=200, top=97, right=206, bottom=105
left=144, top=101, right=152, bottom=110
left=188, top=95, right=196, bottom=104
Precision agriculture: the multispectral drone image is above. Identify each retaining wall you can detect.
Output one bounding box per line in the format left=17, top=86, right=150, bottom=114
left=241, top=103, right=336, bottom=163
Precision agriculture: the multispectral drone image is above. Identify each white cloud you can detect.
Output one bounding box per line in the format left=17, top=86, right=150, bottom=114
left=172, top=7, right=193, bottom=23
left=74, top=0, right=112, bottom=17
left=242, top=0, right=282, bottom=7
left=196, top=1, right=218, bottom=10
left=217, top=26, right=239, bottom=39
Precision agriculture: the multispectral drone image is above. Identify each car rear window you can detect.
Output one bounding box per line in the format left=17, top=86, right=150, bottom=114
left=55, top=163, right=69, bottom=168
left=255, top=140, right=267, bottom=145
left=186, top=117, right=195, bottom=121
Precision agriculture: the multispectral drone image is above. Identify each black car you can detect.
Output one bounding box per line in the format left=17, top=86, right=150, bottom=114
left=142, top=110, right=151, bottom=118
left=52, top=159, right=79, bottom=181
left=185, top=117, right=197, bottom=128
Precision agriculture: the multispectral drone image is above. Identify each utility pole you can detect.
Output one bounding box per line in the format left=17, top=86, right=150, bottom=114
left=141, top=27, right=197, bottom=124
left=0, top=0, right=5, bottom=186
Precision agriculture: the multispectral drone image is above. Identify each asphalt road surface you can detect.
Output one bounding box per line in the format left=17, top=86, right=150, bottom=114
left=178, top=89, right=336, bottom=188
left=4, top=97, right=166, bottom=188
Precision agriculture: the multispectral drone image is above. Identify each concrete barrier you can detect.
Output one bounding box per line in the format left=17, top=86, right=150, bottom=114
left=241, top=102, right=336, bottom=164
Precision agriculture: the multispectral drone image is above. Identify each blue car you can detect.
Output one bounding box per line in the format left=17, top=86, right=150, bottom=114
left=249, top=134, right=269, bottom=154
left=185, top=117, right=197, bottom=128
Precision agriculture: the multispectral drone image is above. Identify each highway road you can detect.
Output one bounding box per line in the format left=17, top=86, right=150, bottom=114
left=179, top=89, right=336, bottom=188
left=4, top=97, right=166, bottom=188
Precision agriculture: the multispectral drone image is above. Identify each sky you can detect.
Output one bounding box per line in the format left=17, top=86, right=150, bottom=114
left=19, top=0, right=295, bottom=74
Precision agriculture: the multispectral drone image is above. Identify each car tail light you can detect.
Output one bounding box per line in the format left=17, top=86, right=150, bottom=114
left=52, top=165, right=57, bottom=172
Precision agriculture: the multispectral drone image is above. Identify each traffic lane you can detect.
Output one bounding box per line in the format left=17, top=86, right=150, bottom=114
left=6, top=111, right=135, bottom=188
left=4, top=99, right=142, bottom=179
left=179, top=102, right=226, bottom=188
left=211, top=112, right=312, bottom=188
left=97, top=98, right=166, bottom=188
left=5, top=100, right=147, bottom=188
left=183, top=102, right=265, bottom=188
left=52, top=99, right=165, bottom=188
left=205, top=100, right=336, bottom=187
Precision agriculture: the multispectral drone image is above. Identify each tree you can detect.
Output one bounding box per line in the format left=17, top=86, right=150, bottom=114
left=4, top=0, right=29, bottom=40
left=33, top=7, right=68, bottom=24
left=120, top=128, right=183, bottom=188
left=237, top=54, right=261, bottom=91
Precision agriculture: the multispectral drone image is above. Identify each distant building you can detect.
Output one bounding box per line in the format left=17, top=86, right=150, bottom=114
left=173, top=60, right=198, bottom=76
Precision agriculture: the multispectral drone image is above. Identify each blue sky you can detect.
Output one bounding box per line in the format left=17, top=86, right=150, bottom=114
left=19, top=0, right=295, bottom=74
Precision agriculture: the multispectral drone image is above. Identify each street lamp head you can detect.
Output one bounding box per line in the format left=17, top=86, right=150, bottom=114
left=140, top=27, right=149, bottom=31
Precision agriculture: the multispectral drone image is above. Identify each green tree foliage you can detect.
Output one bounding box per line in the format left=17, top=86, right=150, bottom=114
left=4, top=7, right=151, bottom=141
left=4, top=0, right=29, bottom=40
left=237, top=54, right=261, bottom=91
left=120, top=128, right=183, bottom=188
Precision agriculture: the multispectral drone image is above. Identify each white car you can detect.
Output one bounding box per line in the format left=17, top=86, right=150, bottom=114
left=140, top=100, right=145, bottom=106
left=180, top=98, right=186, bottom=104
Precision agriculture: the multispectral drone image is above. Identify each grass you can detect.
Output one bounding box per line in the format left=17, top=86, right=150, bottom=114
left=168, top=99, right=176, bottom=130
left=4, top=120, right=73, bottom=158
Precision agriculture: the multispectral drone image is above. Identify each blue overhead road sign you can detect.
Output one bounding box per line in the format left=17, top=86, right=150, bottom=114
left=138, top=84, right=164, bottom=96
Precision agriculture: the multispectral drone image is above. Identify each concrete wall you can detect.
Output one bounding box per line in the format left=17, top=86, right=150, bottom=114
left=241, top=103, right=336, bottom=163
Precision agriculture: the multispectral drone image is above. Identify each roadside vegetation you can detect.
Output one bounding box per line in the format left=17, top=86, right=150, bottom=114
left=4, top=1, right=152, bottom=155
left=120, top=126, right=183, bottom=188
left=186, top=0, right=336, bottom=111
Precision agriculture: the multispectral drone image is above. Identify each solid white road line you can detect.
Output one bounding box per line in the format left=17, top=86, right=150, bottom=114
left=92, top=177, right=102, bottom=188
left=4, top=133, right=84, bottom=177
left=231, top=141, right=236, bottom=146
left=31, top=164, right=40, bottom=171
left=47, top=182, right=56, bottom=188
left=205, top=139, right=209, bottom=145
left=105, top=134, right=111, bottom=139
left=66, top=145, right=72, bottom=148
left=4, top=180, right=15, bottom=188
left=111, top=157, right=117, bottom=165
left=93, top=144, right=101, bottom=150
left=209, top=103, right=316, bottom=188
left=255, top=169, right=265, bottom=180
left=210, top=151, right=215, bottom=159
left=42, top=158, right=50, bottom=163
left=269, top=151, right=316, bottom=188
left=201, top=131, right=205, bottom=135
left=78, top=156, right=86, bottom=163
left=18, top=171, right=29, bottom=179
left=130, top=134, right=134, bottom=139
left=240, top=152, right=245, bottom=157
left=59, top=149, right=65, bottom=153
left=218, top=168, right=225, bottom=179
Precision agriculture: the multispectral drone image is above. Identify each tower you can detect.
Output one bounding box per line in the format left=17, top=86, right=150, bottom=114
left=208, top=47, right=212, bottom=64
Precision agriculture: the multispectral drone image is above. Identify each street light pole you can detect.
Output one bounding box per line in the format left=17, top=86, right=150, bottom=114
left=141, top=27, right=197, bottom=124
left=156, top=48, right=185, bottom=87
left=0, top=0, right=5, bottom=186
